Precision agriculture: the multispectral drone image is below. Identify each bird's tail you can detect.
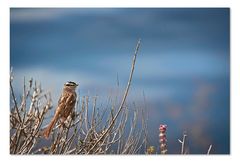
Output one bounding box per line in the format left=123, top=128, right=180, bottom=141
left=42, top=115, right=58, bottom=139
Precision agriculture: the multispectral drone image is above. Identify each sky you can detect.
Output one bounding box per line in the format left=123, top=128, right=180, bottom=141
left=10, top=8, right=230, bottom=154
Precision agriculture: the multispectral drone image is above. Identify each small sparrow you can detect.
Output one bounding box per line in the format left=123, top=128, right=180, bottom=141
left=43, top=81, right=78, bottom=139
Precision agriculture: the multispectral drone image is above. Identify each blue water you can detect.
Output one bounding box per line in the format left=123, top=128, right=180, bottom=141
left=10, top=8, right=230, bottom=154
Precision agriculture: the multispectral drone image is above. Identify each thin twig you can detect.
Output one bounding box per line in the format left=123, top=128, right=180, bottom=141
left=10, top=78, right=22, bottom=123
left=178, top=132, right=187, bottom=154
left=87, top=39, right=141, bottom=154
left=207, top=144, right=212, bottom=154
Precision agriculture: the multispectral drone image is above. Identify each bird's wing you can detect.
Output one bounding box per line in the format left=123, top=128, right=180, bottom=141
left=64, top=93, right=76, bottom=112
left=55, top=95, right=67, bottom=116
left=58, top=93, right=76, bottom=117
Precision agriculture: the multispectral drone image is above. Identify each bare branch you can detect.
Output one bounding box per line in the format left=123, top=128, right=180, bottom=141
left=87, top=39, right=141, bottom=154
left=207, top=144, right=212, bottom=154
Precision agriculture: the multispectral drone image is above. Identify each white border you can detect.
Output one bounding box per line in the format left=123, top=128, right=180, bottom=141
left=1, top=0, right=240, bottom=164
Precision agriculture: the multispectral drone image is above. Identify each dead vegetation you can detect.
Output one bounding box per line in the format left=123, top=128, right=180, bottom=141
left=10, top=39, right=212, bottom=155
left=10, top=39, right=149, bottom=154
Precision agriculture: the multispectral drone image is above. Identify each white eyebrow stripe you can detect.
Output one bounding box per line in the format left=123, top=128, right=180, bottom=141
left=65, top=81, right=77, bottom=86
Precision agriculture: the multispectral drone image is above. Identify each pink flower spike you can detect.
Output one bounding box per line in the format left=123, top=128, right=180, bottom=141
left=159, top=124, right=167, bottom=154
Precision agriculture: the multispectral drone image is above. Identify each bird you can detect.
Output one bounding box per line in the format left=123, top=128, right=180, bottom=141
left=42, top=81, right=78, bottom=139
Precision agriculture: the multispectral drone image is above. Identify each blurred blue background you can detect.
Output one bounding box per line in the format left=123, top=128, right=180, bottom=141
left=10, top=8, right=230, bottom=154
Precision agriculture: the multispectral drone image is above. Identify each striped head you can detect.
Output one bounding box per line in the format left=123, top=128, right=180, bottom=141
left=64, top=81, right=78, bottom=90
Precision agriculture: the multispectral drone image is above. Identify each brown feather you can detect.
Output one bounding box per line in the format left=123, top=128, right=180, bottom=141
left=42, top=84, right=77, bottom=139
left=43, top=113, right=59, bottom=139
